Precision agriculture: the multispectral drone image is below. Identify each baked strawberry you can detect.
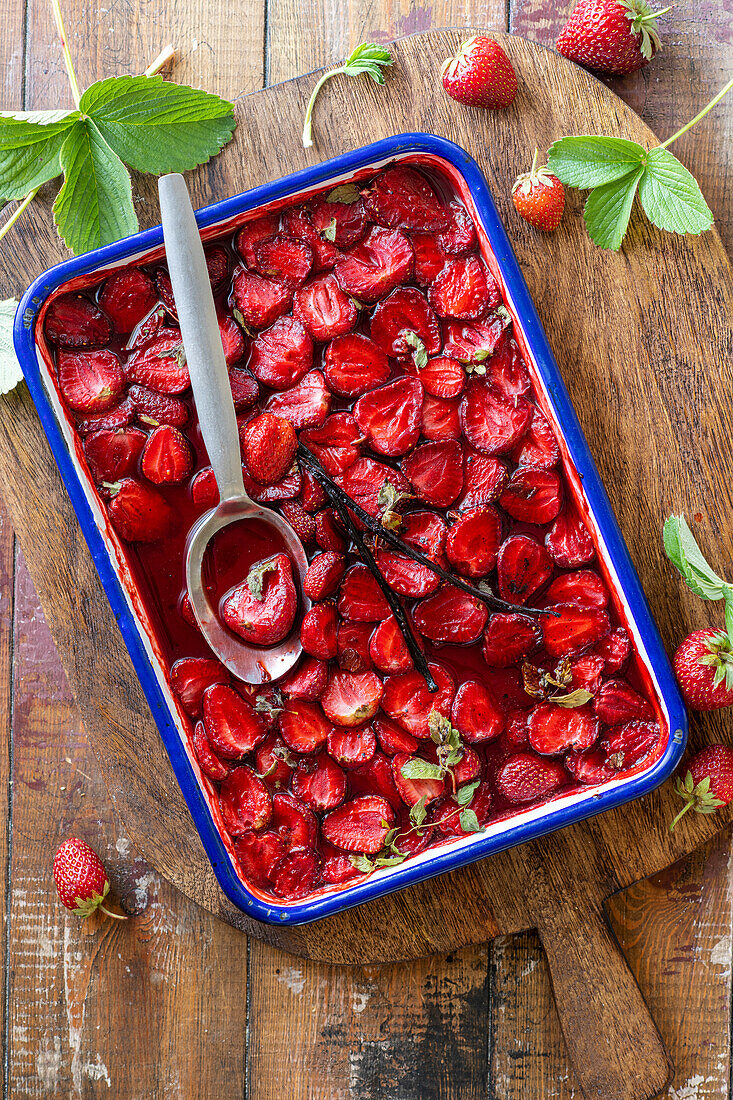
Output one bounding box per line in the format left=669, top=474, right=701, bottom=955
left=402, top=439, right=463, bottom=506
left=402, top=510, right=448, bottom=563
left=44, top=293, right=112, bottom=348
left=218, top=314, right=246, bottom=366
left=334, top=226, right=414, bottom=302
left=76, top=397, right=135, bottom=436
left=495, top=752, right=569, bottom=804
left=570, top=653, right=606, bottom=695
left=219, top=767, right=273, bottom=835
left=192, top=721, right=232, bottom=781
left=556, top=0, right=666, bottom=76
left=441, top=36, right=518, bottom=110
left=241, top=412, right=297, bottom=485
left=125, top=329, right=190, bottom=394
left=429, top=257, right=492, bottom=320
left=382, top=662, right=455, bottom=737
left=392, top=752, right=445, bottom=807
left=300, top=601, right=338, bottom=659
left=445, top=506, right=501, bottom=578
left=499, top=468, right=563, bottom=524
left=486, top=336, right=530, bottom=398
left=293, top=274, right=358, bottom=341
left=83, top=427, right=146, bottom=483
left=459, top=379, right=532, bottom=455
left=281, top=500, right=317, bottom=545
left=190, top=466, right=220, bottom=508
left=322, top=670, right=384, bottom=727
left=544, top=569, right=609, bottom=609
left=504, top=709, right=530, bottom=747
left=593, top=627, right=631, bottom=674
left=231, top=269, right=293, bottom=329
left=411, top=231, right=447, bottom=285
left=170, top=656, right=230, bottom=716
left=601, top=720, right=659, bottom=769
left=321, top=843, right=365, bottom=885
left=106, top=478, right=176, bottom=542
left=369, top=615, right=415, bottom=674
left=235, top=214, right=281, bottom=266
left=437, top=201, right=477, bottom=256
left=510, top=407, right=559, bottom=469
left=324, top=332, right=391, bottom=398
left=304, top=552, right=346, bottom=600
left=234, top=831, right=287, bottom=889
left=354, top=377, right=423, bottom=457
left=458, top=453, right=509, bottom=509
left=291, top=754, right=347, bottom=812
left=321, top=795, right=395, bottom=853
left=280, top=655, right=329, bottom=702
left=421, top=394, right=462, bottom=441
left=301, top=412, right=362, bottom=477
left=244, top=462, right=302, bottom=505
left=497, top=534, right=553, bottom=605
left=349, top=751, right=403, bottom=809
left=57, top=349, right=125, bottom=414
left=141, top=424, right=194, bottom=484
left=311, top=194, right=368, bottom=247
left=248, top=316, right=313, bottom=390
left=674, top=629, right=733, bottom=711
left=370, top=287, right=442, bottom=360
left=282, top=205, right=340, bottom=271
left=300, top=469, right=328, bottom=512
left=327, top=726, right=378, bottom=769
left=544, top=603, right=610, bottom=657
left=593, top=679, right=654, bottom=725
left=254, top=234, right=314, bottom=287
left=670, top=745, right=733, bottom=831
left=279, top=700, right=333, bottom=753
left=375, top=551, right=439, bottom=598
left=272, top=847, right=322, bottom=899
left=410, top=356, right=465, bottom=399
left=373, top=715, right=418, bottom=756
left=451, top=679, right=504, bottom=742
left=528, top=703, right=599, bottom=755
left=443, top=314, right=511, bottom=365
left=337, top=620, right=373, bottom=672
left=566, top=747, right=618, bottom=785
left=53, top=837, right=125, bottom=920
left=129, top=304, right=166, bottom=346
left=413, top=588, right=488, bottom=644
left=362, top=166, right=447, bottom=232
left=337, top=563, right=391, bottom=622
left=229, top=368, right=260, bottom=411
left=99, top=267, right=157, bottom=333
left=264, top=370, right=331, bottom=430
left=482, top=612, right=542, bottom=667
left=221, top=554, right=297, bottom=645
left=512, top=151, right=566, bottom=233
left=128, top=384, right=189, bottom=428
left=203, top=684, right=266, bottom=759
left=546, top=508, right=595, bottom=567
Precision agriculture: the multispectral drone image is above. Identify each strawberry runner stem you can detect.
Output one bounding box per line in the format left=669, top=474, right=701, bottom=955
left=50, top=0, right=82, bottom=110
left=659, top=74, right=733, bottom=151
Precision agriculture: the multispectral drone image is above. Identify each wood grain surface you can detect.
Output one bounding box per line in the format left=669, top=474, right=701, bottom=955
left=1, top=2, right=733, bottom=1098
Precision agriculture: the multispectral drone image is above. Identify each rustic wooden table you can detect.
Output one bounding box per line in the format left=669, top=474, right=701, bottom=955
left=1, top=2, right=732, bottom=1098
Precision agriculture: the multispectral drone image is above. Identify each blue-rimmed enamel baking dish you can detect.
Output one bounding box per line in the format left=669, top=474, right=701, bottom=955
left=14, top=133, right=687, bottom=924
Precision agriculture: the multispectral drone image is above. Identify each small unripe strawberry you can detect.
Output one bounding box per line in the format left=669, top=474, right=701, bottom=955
left=511, top=150, right=566, bottom=232
left=441, top=37, right=518, bottom=111
left=53, top=837, right=127, bottom=920
left=670, top=745, right=733, bottom=831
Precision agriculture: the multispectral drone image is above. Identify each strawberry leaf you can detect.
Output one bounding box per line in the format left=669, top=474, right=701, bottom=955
left=0, top=299, right=23, bottom=395
left=547, top=136, right=646, bottom=189
left=583, top=168, right=644, bottom=251
left=0, top=111, right=77, bottom=199
left=342, top=43, right=394, bottom=84
left=663, top=515, right=732, bottom=602
left=638, top=147, right=713, bottom=236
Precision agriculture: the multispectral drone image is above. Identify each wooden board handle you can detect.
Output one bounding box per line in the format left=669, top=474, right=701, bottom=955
left=536, top=902, right=673, bottom=1100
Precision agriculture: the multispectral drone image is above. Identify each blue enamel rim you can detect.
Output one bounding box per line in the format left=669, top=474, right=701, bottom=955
left=14, top=133, right=687, bottom=925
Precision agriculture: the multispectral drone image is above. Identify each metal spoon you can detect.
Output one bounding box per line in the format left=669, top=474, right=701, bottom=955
left=158, top=173, right=309, bottom=684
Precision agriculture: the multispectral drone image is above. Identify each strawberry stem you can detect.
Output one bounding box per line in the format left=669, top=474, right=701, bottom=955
left=99, top=904, right=128, bottom=920
left=640, top=5, right=672, bottom=20
left=659, top=74, right=733, bottom=151
left=0, top=187, right=40, bottom=245
left=302, top=68, right=346, bottom=149
left=530, top=147, right=539, bottom=177
left=143, top=44, right=175, bottom=78
left=669, top=799, right=693, bottom=832
left=50, top=0, right=82, bottom=110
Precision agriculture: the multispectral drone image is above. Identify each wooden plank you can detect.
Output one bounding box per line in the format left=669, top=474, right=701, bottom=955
left=0, top=504, right=13, bottom=1093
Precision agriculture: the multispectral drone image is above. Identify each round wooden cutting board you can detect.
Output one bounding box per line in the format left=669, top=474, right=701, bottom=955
left=2, top=30, right=733, bottom=1100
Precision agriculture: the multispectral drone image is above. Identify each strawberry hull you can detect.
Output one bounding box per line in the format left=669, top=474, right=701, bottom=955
left=16, top=135, right=686, bottom=925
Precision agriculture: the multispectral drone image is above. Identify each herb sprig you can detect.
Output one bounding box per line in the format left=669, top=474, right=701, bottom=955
left=302, top=43, right=393, bottom=149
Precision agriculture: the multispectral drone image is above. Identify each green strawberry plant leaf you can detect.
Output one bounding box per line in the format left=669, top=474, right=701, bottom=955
left=302, top=42, right=393, bottom=148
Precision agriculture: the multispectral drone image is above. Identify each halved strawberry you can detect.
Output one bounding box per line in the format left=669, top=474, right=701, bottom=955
left=304, top=552, right=346, bottom=600
left=436, top=200, right=477, bottom=255
left=57, top=349, right=124, bottom=414
left=311, top=194, right=368, bottom=247
left=510, top=406, right=559, bottom=468
left=300, top=469, right=328, bottom=512
left=497, top=534, right=553, bottom=605
left=566, top=747, right=618, bottom=785
left=373, top=715, right=419, bottom=756
left=543, top=603, right=610, bottom=658
left=443, top=313, right=510, bottom=364
left=445, top=506, right=501, bottom=578
left=600, top=721, right=659, bottom=770
left=243, top=464, right=303, bottom=505
left=281, top=500, right=317, bottom=545
left=496, top=752, right=569, bottom=804
left=254, top=234, right=313, bottom=287
left=592, top=627, right=631, bottom=674
left=248, top=316, right=313, bottom=390
left=482, top=667, right=530, bottom=713
left=411, top=231, right=446, bottom=285
left=219, top=767, right=273, bottom=834
left=293, top=274, right=358, bottom=341
left=229, top=368, right=260, bottom=411
left=205, top=246, right=230, bottom=293
left=432, top=784, right=493, bottom=836
left=323, top=332, right=391, bottom=398
left=170, top=656, right=230, bottom=716
left=203, top=683, right=266, bottom=758
left=593, top=681, right=654, bottom=726
left=411, top=356, right=465, bottom=399
left=349, top=751, right=402, bottom=808
left=322, top=794, right=395, bottom=853
left=99, top=267, right=157, bottom=333
left=392, top=752, right=445, bottom=807
left=282, top=205, right=340, bottom=271
left=570, top=653, right=606, bottom=695
left=354, top=376, right=423, bottom=457
left=128, top=384, right=189, bottom=428
left=482, top=612, right=542, bottom=667
left=362, top=166, right=447, bottom=231
left=382, top=662, right=455, bottom=737
left=460, top=379, right=532, bottom=455
left=242, top=412, right=297, bottom=485
left=375, top=551, right=439, bottom=598
left=545, top=570, right=609, bottom=609
left=321, top=842, right=366, bottom=884
left=499, top=468, right=562, bottom=524
left=336, top=621, right=373, bottom=672
left=452, top=745, right=483, bottom=786
left=421, top=394, right=461, bottom=441
left=129, top=304, right=166, bottom=347
left=338, top=564, right=391, bottom=622
left=291, top=754, right=347, bottom=811
left=44, top=293, right=112, bottom=348
left=141, top=424, right=194, bottom=484
left=124, top=329, right=190, bottom=393
left=271, top=790, right=319, bottom=849
left=337, top=458, right=411, bottom=519
left=107, top=478, right=176, bottom=542
left=369, top=615, right=415, bottom=674
left=234, top=831, right=287, bottom=889
left=335, top=226, right=414, bottom=302
left=546, top=509, right=595, bottom=568
left=504, top=708, right=530, bottom=747
left=235, top=214, right=281, bottom=266
left=279, top=699, right=333, bottom=753
left=219, top=314, right=246, bottom=366
left=401, top=439, right=463, bottom=507
left=220, top=553, right=298, bottom=645
left=300, top=601, right=338, bottom=659
left=83, top=427, right=146, bottom=483
left=451, top=679, right=504, bottom=742
left=280, top=655, right=329, bottom=702
left=402, top=510, right=448, bottom=563
left=271, top=848, right=321, bottom=899
left=327, top=726, right=377, bottom=769
left=486, top=335, right=530, bottom=398
left=370, top=287, right=442, bottom=360
left=231, top=269, right=293, bottom=329
left=76, top=397, right=135, bottom=436
left=458, top=453, right=509, bottom=509
left=414, top=588, right=488, bottom=644
left=192, top=721, right=231, bottom=781
left=301, top=412, right=361, bottom=477
left=429, top=257, right=492, bottom=320
left=315, top=509, right=347, bottom=552
left=255, top=736, right=295, bottom=790
left=528, top=702, right=599, bottom=755
left=190, top=466, right=219, bottom=508
left=264, top=370, right=331, bottom=430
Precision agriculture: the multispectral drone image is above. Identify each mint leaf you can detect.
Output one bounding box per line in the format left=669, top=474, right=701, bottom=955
left=343, top=43, right=393, bottom=84
left=81, top=75, right=235, bottom=175
left=400, top=758, right=444, bottom=781
left=459, top=809, right=482, bottom=834
left=0, top=111, right=77, bottom=199
left=638, top=147, right=713, bottom=236
left=53, top=119, right=138, bottom=254
left=547, top=137, right=646, bottom=189
left=454, top=779, right=480, bottom=807
left=554, top=688, right=594, bottom=709
left=584, top=167, right=644, bottom=251
left=349, top=855, right=374, bottom=873
left=409, top=795, right=428, bottom=827
left=0, top=299, right=23, bottom=395
left=663, top=515, right=732, bottom=602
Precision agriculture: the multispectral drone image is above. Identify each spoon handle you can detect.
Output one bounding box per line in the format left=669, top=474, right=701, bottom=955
left=158, top=174, right=246, bottom=504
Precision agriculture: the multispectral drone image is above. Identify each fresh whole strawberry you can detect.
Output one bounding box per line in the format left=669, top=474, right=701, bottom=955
left=670, top=745, right=733, bottom=831
left=556, top=0, right=668, bottom=76
left=674, top=630, right=733, bottom=711
left=53, top=837, right=127, bottom=920
left=511, top=150, right=565, bottom=233
left=441, top=36, right=518, bottom=110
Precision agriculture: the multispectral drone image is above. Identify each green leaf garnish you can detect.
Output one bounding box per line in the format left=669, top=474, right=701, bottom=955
left=349, top=855, right=375, bottom=873
left=554, top=688, right=595, bottom=709
left=302, top=42, right=393, bottom=149
left=663, top=515, right=732, bottom=603
left=326, top=183, right=361, bottom=204
left=403, top=330, right=428, bottom=371
left=459, top=809, right=483, bottom=834
left=400, top=758, right=445, bottom=781
left=0, top=299, right=23, bottom=395
left=454, top=779, right=480, bottom=807
left=246, top=558, right=278, bottom=601
left=409, top=795, right=428, bottom=827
